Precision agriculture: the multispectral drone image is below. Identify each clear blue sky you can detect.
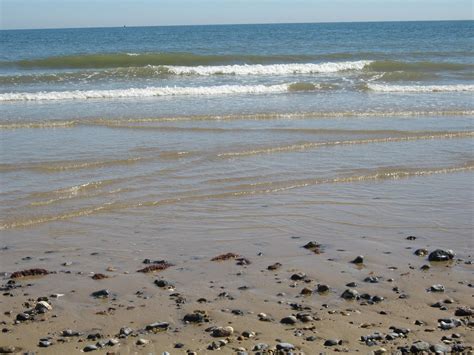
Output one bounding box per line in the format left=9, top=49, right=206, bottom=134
left=1, top=0, right=472, bottom=30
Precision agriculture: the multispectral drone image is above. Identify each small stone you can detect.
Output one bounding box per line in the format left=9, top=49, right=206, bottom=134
left=136, top=338, right=150, bottom=345
left=324, top=339, right=340, bottom=346
left=119, top=327, right=133, bottom=337
left=317, top=284, right=330, bottom=293
left=351, top=256, right=364, bottom=264
left=290, top=272, right=306, bottom=281
left=62, top=329, right=81, bottom=337
left=35, top=300, right=53, bottom=312
left=107, top=338, right=119, bottom=346
left=267, top=262, right=282, bottom=271
left=406, top=236, right=416, bottom=240
left=429, top=284, right=445, bottom=292
left=420, top=264, right=430, bottom=270
left=428, top=249, right=455, bottom=262
left=183, top=311, right=208, bottom=323
left=83, top=345, right=98, bottom=352
left=276, top=343, right=295, bottom=350
left=455, top=306, right=473, bottom=316
left=430, top=344, right=450, bottom=353
left=414, top=249, right=428, bottom=257
left=145, top=322, right=169, bottom=331
left=211, top=326, right=233, bottom=337
left=346, top=282, right=357, bottom=287
left=253, top=343, right=269, bottom=351
left=341, top=289, right=359, bottom=300
left=410, top=341, right=430, bottom=353
left=0, top=346, right=17, bottom=353
left=16, top=313, right=29, bottom=321
left=364, top=276, right=379, bottom=283
left=373, top=348, right=387, bottom=354
left=91, top=289, right=110, bottom=298
left=38, top=340, right=52, bottom=347
left=280, top=316, right=298, bottom=325
left=300, top=287, right=313, bottom=295
left=242, top=330, right=255, bottom=338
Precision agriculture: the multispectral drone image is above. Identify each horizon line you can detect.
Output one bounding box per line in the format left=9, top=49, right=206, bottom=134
left=1, top=18, right=472, bottom=31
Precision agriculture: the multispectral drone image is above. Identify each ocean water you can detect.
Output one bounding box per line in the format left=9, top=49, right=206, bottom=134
left=0, top=21, right=473, bottom=245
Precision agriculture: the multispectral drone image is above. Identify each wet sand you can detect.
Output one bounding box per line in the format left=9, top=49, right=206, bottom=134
left=1, top=213, right=473, bottom=354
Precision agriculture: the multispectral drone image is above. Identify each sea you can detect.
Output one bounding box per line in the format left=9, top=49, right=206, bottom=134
left=0, top=21, right=472, bottom=249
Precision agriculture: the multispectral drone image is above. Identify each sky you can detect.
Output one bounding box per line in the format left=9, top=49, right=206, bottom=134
left=1, top=0, right=472, bottom=30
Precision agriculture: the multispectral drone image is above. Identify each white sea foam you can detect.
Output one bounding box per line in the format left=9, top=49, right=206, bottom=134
left=0, top=84, right=296, bottom=102
left=367, top=83, right=474, bottom=93
left=160, top=60, right=372, bottom=76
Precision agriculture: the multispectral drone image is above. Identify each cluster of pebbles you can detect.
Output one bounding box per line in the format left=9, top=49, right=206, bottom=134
left=1, top=239, right=473, bottom=354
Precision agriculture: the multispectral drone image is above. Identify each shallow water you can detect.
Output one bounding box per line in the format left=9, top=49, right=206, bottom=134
left=0, top=21, right=473, bottom=247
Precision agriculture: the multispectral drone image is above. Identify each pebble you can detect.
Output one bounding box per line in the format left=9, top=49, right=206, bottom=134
left=455, top=306, right=473, bottom=316
left=341, top=289, right=359, bottom=300
left=280, top=316, right=297, bottom=325
left=38, top=340, right=52, bottom=347
left=410, top=340, right=430, bottom=353
left=91, top=289, right=110, bottom=298
left=62, top=329, right=81, bottom=337
left=317, top=284, right=330, bottom=293
left=346, top=282, right=358, bottom=287
left=351, top=255, right=364, bottom=264
left=429, top=284, right=445, bottom=292
left=276, top=343, right=295, bottom=350
left=428, top=249, right=455, bottom=262
left=183, top=311, right=208, bottom=323
left=290, top=272, right=306, bottom=281
left=35, top=301, right=52, bottom=312
left=145, top=322, right=169, bottom=331
left=16, top=313, right=30, bottom=321
left=136, top=338, right=150, bottom=345
left=211, top=326, right=233, bottom=337
left=324, top=339, right=340, bottom=346
left=364, top=276, right=379, bottom=283
left=83, top=345, right=99, bottom=352
left=0, top=346, right=17, bottom=353
left=253, top=343, right=269, bottom=351
left=414, top=249, right=428, bottom=256
left=267, top=262, right=282, bottom=271
left=300, top=287, right=313, bottom=295
left=119, top=327, right=133, bottom=337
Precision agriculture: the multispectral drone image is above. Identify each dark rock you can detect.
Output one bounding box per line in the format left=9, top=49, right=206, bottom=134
left=16, top=313, right=29, bottom=321
left=91, top=289, right=110, bottom=298
left=428, top=249, right=455, bottom=262
left=346, top=282, right=357, bottom=287
left=267, top=262, right=282, bottom=271
left=324, top=339, right=340, bottom=346
left=183, top=311, right=208, bottom=323
left=38, top=340, right=52, bottom=348
left=290, top=272, right=306, bottom=281
left=341, top=289, right=359, bottom=300
left=406, top=236, right=417, bottom=240
left=454, top=306, right=473, bottom=316
left=317, top=284, right=330, bottom=293
left=61, top=329, right=81, bottom=337
left=83, top=345, right=98, bottom=352
left=276, top=343, right=295, bottom=350
left=0, top=346, right=17, bottom=353
left=154, top=279, right=171, bottom=288
left=10, top=268, right=49, bottom=279
left=280, top=316, right=298, bottom=325
left=364, top=276, right=379, bottom=283
left=300, top=287, right=313, bottom=295
left=351, top=255, right=364, bottom=264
